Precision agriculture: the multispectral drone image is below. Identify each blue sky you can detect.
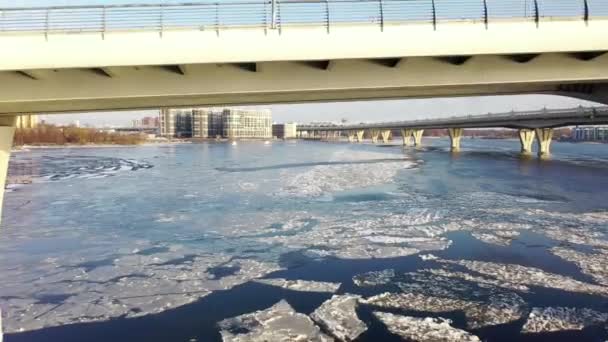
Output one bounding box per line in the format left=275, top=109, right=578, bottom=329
left=3, top=0, right=599, bottom=126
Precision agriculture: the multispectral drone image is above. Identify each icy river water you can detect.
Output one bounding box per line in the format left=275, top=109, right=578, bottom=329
left=1, top=138, right=608, bottom=342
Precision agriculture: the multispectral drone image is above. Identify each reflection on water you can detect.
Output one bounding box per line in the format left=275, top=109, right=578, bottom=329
left=1, top=139, right=608, bottom=341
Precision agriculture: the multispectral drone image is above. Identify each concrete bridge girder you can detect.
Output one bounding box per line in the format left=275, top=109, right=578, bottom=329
left=1, top=51, right=608, bottom=114
left=448, top=128, right=464, bottom=152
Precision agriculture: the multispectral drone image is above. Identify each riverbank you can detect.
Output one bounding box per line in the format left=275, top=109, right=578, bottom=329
left=12, top=140, right=191, bottom=152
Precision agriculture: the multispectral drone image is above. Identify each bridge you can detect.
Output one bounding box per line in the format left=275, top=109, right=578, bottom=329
left=297, top=106, right=608, bottom=155
left=0, top=0, right=608, bottom=217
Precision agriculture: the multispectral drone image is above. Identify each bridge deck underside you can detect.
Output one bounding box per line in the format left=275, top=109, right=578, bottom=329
left=0, top=52, right=607, bottom=114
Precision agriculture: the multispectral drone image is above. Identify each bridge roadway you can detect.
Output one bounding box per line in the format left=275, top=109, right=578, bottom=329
left=297, top=105, right=608, bottom=156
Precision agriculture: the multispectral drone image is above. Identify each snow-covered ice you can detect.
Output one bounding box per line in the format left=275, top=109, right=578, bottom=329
left=522, top=307, right=608, bottom=333
left=218, top=300, right=332, bottom=342
left=311, top=295, right=367, bottom=341
left=373, top=312, right=481, bottom=342
left=352, top=269, right=395, bottom=287
left=253, top=278, right=340, bottom=293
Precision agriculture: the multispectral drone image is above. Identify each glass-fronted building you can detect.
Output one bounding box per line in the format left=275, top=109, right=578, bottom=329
left=572, top=126, right=608, bottom=141
left=160, top=107, right=272, bottom=139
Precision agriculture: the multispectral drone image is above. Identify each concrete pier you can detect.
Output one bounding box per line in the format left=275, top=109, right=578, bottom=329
left=400, top=128, right=413, bottom=146
left=370, top=129, right=380, bottom=144
left=356, top=130, right=364, bottom=143
left=347, top=131, right=356, bottom=142
left=535, top=128, right=554, bottom=158
left=413, top=129, right=424, bottom=146
left=448, top=128, right=463, bottom=152
left=518, top=129, right=536, bottom=155
left=0, top=116, right=16, bottom=223
left=381, top=130, right=391, bottom=144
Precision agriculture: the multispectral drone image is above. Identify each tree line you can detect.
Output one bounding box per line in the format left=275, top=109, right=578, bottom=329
left=13, top=124, right=147, bottom=146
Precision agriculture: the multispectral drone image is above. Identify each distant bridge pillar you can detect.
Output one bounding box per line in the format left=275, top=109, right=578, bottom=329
left=356, top=130, right=364, bottom=143
left=370, top=129, right=380, bottom=144
left=518, top=129, right=536, bottom=155
left=381, top=130, right=391, bottom=143
left=401, top=128, right=413, bottom=146
left=347, top=131, right=356, bottom=143
left=448, top=128, right=464, bottom=152
left=412, top=129, right=424, bottom=146
left=0, top=116, right=16, bottom=223
left=535, top=128, right=554, bottom=158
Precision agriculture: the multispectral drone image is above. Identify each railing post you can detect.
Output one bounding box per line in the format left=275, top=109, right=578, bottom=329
left=378, top=0, right=384, bottom=32
left=44, top=9, right=49, bottom=40
left=483, top=0, right=488, bottom=29
left=101, top=7, right=106, bottom=39
left=583, top=0, right=589, bottom=24
left=431, top=0, right=437, bottom=30
left=159, top=4, right=164, bottom=37
left=215, top=2, right=220, bottom=36
left=271, top=0, right=277, bottom=29
left=533, top=0, right=539, bottom=28
left=325, top=0, right=330, bottom=33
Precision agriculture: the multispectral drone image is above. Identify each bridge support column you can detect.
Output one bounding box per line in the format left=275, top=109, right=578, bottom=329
left=370, top=129, right=380, bottom=144
left=356, top=130, right=364, bottom=143
left=412, top=129, right=424, bottom=146
left=535, top=128, right=553, bottom=158
left=448, top=128, right=464, bottom=152
left=0, top=116, right=16, bottom=224
left=381, top=130, right=391, bottom=143
left=401, top=129, right=413, bottom=146
left=518, top=129, right=536, bottom=155
left=347, top=131, right=356, bottom=143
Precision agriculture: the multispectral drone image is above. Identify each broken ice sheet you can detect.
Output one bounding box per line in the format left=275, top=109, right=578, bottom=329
left=471, top=230, right=520, bottom=246
left=218, top=300, right=332, bottom=342
left=0, top=251, right=283, bottom=333
left=373, top=312, right=481, bottom=342
left=435, top=257, right=608, bottom=297
left=253, top=278, right=340, bottom=293
left=551, top=247, right=608, bottom=286
left=311, top=294, right=367, bottom=341
left=362, top=291, right=527, bottom=329
left=352, top=269, right=395, bottom=287
left=522, top=307, right=608, bottom=333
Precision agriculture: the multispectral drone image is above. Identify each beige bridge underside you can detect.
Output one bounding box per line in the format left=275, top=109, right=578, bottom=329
left=1, top=20, right=608, bottom=114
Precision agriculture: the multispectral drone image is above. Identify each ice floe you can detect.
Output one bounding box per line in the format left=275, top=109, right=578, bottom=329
left=218, top=300, right=332, bottom=342
left=0, top=249, right=283, bottom=333
left=362, top=291, right=527, bottom=329
left=550, top=247, right=608, bottom=286
left=311, top=295, right=367, bottom=341
left=471, top=230, right=520, bottom=246
left=352, top=269, right=395, bottom=287
left=373, top=312, right=481, bottom=342
left=522, top=307, right=608, bottom=333
left=253, top=278, right=340, bottom=293
left=436, top=258, right=608, bottom=296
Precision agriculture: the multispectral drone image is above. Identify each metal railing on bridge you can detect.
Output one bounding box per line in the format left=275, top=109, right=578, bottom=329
left=0, top=0, right=607, bottom=35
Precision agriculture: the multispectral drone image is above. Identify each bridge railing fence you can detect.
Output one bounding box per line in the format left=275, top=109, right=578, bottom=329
left=0, top=0, right=605, bottom=34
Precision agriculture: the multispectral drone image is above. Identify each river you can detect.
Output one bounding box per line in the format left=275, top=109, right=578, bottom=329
left=1, top=138, right=608, bottom=341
